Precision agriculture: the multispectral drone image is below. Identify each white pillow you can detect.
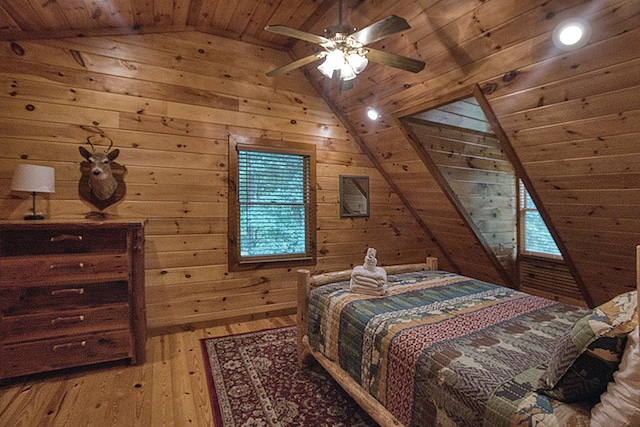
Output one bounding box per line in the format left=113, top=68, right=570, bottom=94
left=590, top=326, right=640, bottom=427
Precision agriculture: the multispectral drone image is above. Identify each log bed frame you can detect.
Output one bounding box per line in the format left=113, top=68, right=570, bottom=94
left=296, top=257, right=438, bottom=427
left=296, top=247, right=640, bottom=427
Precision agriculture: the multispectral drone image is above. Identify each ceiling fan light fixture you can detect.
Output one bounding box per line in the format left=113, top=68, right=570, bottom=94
left=264, top=10, right=425, bottom=80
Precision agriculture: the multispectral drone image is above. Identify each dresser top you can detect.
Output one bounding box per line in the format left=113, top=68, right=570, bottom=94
left=0, top=219, right=146, bottom=230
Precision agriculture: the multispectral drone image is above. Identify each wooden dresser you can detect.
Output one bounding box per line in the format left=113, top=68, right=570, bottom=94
left=0, top=220, right=146, bottom=379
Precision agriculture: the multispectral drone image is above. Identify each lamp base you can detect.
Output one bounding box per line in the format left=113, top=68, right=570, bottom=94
left=24, top=214, right=45, bottom=220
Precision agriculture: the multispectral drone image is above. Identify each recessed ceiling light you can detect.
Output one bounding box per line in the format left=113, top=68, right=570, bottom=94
left=552, top=18, right=591, bottom=51
left=366, top=107, right=380, bottom=121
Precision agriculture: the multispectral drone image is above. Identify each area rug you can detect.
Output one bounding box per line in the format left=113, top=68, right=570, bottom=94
left=201, top=326, right=377, bottom=427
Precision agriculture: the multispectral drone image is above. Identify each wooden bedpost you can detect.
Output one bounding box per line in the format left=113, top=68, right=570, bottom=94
left=297, top=269, right=312, bottom=367
left=636, top=245, right=639, bottom=320
left=426, top=256, right=438, bottom=271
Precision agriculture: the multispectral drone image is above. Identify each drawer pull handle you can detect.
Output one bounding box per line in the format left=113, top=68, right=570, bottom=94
left=49, top=262, right=85, bottom=270
left=50, top=234, right=83, bottom=242
left=51, top=315, right=85, bottom=325
left=52, top=341, right=87, bottom=351
left=51, top=288, right=85, bottom=296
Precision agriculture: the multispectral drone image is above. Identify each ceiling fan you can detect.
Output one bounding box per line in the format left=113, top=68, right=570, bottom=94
left=264, top=0, right=425, bottom=82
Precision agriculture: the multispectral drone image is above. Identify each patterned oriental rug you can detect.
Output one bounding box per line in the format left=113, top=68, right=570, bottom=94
left=201, top=326, right=377, bottom=427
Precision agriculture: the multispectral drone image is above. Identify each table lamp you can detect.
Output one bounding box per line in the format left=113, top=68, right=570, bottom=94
left=11, top=164, right=56, bottom=220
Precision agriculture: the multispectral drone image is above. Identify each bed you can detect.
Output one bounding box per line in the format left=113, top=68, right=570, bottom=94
left=296, top=249, right=640, bottom=427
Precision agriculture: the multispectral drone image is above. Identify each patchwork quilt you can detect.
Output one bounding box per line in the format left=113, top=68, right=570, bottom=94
left=308, top=270, right=593, bottom=426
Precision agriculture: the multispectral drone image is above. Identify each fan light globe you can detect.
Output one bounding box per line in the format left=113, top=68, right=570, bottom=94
left=340, top=63, right=357, bottom=81
left=326, top=49, right=345, bottom=70
left=347, top=53, right=368, bottom=74
left=317, top=60, right=335, bottom=78
left=318, top=49, right=347, bottom=78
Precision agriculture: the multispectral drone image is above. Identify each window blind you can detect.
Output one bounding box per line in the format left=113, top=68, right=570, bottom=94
left=238, top=149, right=311, bottom=258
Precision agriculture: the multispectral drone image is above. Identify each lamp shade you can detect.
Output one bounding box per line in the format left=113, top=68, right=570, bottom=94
left=11, top=164, right=56, bottom=193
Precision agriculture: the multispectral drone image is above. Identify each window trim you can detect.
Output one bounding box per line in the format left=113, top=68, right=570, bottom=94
left=228, top=135, right=316, bottom=271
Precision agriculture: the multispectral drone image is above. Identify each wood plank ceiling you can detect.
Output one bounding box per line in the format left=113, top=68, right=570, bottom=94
left=1, top=0, right=639, bottom=307
left=0, top=0, right=335, bottom=49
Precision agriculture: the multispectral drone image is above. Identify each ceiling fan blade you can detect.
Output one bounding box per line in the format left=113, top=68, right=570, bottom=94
left=366, top=48, right=425, bottom=73
left=350, top=15, right=411, bottom=45
left=264, top=25, right=331, bottom=46
left=266, top=53, right=326, bottom=77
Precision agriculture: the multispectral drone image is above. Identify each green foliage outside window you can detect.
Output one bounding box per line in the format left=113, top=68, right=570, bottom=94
left=521, top=184, right=561, bottom=257
left=238, top=150, right=309, bottom=257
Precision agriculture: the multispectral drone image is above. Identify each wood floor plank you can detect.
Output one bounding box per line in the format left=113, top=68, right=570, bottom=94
left=183, top=333, right=215, bottom=427
left=169, top=332, right=202, bottom=425
left=131, top=360, right=154, bottom=426
left=149, top=334, right=177, bottom=427
left=52, top=373, right=105, bottom=426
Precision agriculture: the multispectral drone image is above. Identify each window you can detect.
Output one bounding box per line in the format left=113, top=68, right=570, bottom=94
left=228, top=136, right=316, bottom=270
left=519, top=181, right=561, bottom=257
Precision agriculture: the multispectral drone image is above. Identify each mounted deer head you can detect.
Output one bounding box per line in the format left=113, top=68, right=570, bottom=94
left=79, top=135, right=120, bottom=201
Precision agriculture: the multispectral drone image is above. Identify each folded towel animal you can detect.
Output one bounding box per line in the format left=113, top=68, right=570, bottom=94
left=351, top=275, right=385, bottom=288
left=350, top=283, right=387, bottom=296
left=350, top=248, right=388, bottom=296
left=351, top=266, right=387, bottom=283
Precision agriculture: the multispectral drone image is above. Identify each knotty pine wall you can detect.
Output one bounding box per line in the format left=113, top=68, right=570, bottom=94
left=293, top=0, right=640, bottom=306
left=0, top=31, right=448, bottom=331
left=403, top=118, right=516, bottom=274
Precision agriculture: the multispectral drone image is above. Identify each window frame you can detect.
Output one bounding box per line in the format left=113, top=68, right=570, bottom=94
left=517, top=180, right=562, bottom=260
left=228, top=135, right=316, bottom=271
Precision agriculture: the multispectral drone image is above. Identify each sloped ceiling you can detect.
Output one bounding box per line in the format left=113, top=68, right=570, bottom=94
left=2, top=0, right=639, bottom=305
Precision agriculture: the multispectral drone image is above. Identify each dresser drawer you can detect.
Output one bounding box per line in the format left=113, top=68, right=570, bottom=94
left=0, top=228, right=127, bottom=256
left=0, top=330, right=133, bottom=378
left=0, top=253, right=129, bottom=286
left=1, top=304, right=130, bottom=344
left=0, top=281, right=129, bottom=315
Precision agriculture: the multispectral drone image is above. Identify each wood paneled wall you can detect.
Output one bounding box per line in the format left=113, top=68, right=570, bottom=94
left=403, top=118, right=516, bottom=276
left=292, top=0, right=640, bottom=304
left=0, top=31, right=447, bottom=331
left=479, top=2, right=640, bottom=305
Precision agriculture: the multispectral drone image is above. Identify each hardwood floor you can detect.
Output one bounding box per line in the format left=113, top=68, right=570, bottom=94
left=0, top=315, right=296, bottom=426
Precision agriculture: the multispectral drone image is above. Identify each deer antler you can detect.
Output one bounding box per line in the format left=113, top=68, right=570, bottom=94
left=85, top=135, right=96, bottom=152
left=86, top=134, right=114, bottom=153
